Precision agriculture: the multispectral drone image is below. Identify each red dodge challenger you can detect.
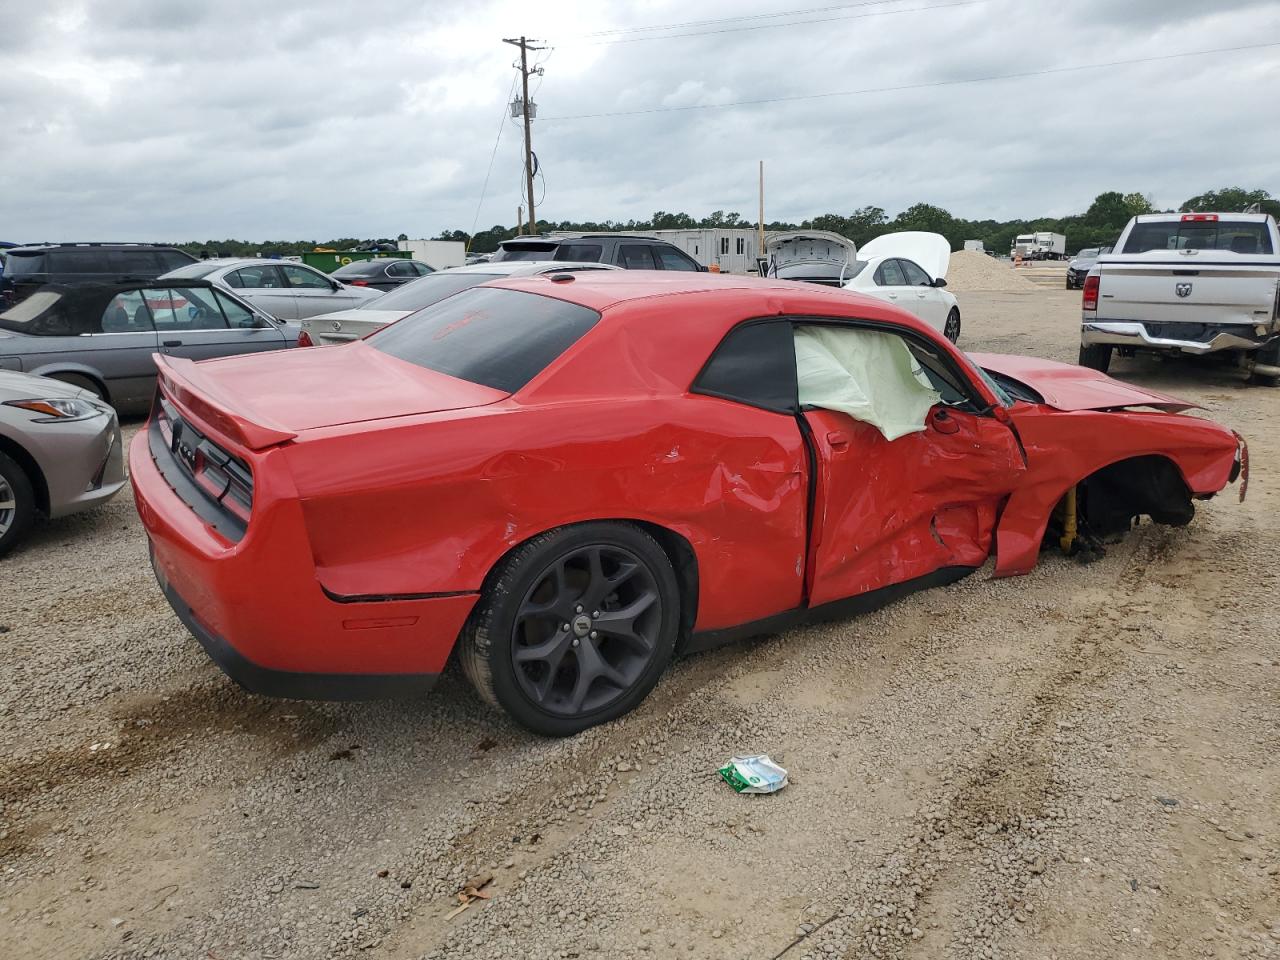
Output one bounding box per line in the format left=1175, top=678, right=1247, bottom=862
left=130, top=272, right=1246, bottom=734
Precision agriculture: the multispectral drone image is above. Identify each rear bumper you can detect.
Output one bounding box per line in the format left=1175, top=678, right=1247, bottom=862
left=130, top=428, right=478, bottom=699
left=1082, top=320, right=1278, bottom=356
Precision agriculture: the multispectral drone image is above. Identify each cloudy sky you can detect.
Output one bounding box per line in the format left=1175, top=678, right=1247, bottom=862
left=4, top=0, right=1278, bottom=242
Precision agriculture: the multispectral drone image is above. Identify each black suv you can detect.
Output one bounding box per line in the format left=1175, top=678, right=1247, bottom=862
left=490, top=234, right=705, bottom=272
left=0, top=243, right=197, bottom=307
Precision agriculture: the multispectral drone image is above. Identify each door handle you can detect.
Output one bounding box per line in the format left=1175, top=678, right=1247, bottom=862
left=163, top=340, right=183, bottom=347
left=887, top=293, right=899, bottom=299
left=930, top=409, right=960, bottom=435
left=826, top=430, right=851, bottom=451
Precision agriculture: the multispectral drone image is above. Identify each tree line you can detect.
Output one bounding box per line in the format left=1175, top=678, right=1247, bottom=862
left=171, top=186, right=1277, bottom=259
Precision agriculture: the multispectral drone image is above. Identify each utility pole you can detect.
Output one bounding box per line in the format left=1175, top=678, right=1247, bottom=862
left=503, top=36, right=544, bottom=235
left=758, top=160, right=765, bottom=256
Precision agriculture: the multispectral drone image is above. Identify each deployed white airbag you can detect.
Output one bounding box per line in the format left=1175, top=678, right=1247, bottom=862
left=794, top=326, right=940, bottom=440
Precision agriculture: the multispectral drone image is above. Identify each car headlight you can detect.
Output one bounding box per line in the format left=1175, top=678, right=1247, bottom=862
left=3, top=397, right=107, bottom=422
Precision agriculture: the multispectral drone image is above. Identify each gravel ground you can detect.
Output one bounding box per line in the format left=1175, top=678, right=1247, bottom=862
left=2, top=287, right=1277, bottom=960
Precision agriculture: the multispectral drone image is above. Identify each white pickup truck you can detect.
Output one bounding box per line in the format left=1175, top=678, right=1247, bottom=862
left=1079, top=212, right=1280, bottom=385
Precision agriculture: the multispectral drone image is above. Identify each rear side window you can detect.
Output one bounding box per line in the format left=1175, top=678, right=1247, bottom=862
left=367, top=286, right=599, bottom=393
left=555, top=243, right=603, bottom=262
left=100, top=291, right=153, bottom=333
left=692, top=320, right=797, bottom=414
left=655, top=247, right=699, bottom=271
left=619, top=244, right=657, bottom=269
left=1123, top=220, right=1274, bottom=255
left=158, top=250, right=197, bottom=270
left=109, top=250, right=163, bottom=274
left=876, top=260, right=908, bottom=286
left=50, top=249, right=110, bottom=272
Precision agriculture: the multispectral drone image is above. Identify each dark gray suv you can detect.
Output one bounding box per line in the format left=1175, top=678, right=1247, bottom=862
left=0, top=243, right=197, bottom=308
left=490, top=234, right=705, bottom=271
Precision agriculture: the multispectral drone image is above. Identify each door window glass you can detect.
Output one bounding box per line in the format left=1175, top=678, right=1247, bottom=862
left=142, top=288, right=227, bottom=331
left=229, top=265, right=285, bottom=288
left=619, top=244, right=656, bottom=269
left=876, top=260, right=908, bottom=286
left=655, top=247, right=699, bottom=271
left=794, top=324, right=939, bottom=440
left=99, top=291, right=153, bottom=333
left=214, top=290, right=262, bottom=328
left=899, top=259, right=933, bottom=286
left=281, top=264, right=333, bottom=289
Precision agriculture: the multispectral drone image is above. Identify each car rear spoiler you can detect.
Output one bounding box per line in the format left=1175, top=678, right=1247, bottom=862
left=154, top=354, right=297, bottom=451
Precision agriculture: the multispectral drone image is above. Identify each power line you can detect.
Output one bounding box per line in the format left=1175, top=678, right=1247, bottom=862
left=573, top=0, right=918, bottom=38
left=542, top=40, right=1280, bottom=121
left=468, top=73, right=519, bottom=248
left=570, top=0, right=984, bottom=45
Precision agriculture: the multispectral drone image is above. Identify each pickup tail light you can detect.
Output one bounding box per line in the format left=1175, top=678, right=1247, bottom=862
left=297, top=329, right=314, bottom=347
left=1181, top=213, right=1218, bottom=222
left=1082, top=274, right=1100, bottom=312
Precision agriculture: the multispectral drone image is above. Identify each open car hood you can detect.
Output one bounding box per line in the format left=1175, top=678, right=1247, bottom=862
left=858, top=231, right=951, bottom=281
left=155, top=342, right=507, bottom=449
left=970, top=353, right=1197, bottom=413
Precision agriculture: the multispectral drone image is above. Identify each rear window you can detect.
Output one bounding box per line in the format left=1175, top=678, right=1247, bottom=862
left=3, top=251, right=46, bottom=276
left=367, top=286, right=599, bottom=392
left=0, top=290, right=66, bottom=332
left=494, top=242, right=558, bottom=262
left=1122, top=220, right=1274, bottom=255
left=363, top=272, right=500, bottom=311
left=333, top=260, right=383, bottom=277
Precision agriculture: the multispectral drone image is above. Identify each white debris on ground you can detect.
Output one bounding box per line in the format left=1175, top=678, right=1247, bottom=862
left=945, top=250, right=1039, bottom=291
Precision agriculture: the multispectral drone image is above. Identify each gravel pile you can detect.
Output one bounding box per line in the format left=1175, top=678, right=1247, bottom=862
left=945, top=251, right=1038, bottom=292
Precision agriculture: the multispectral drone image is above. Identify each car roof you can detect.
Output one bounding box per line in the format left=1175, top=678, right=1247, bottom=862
left=4, top=242, right=187, bottom=253
left=501, top=234, right=665, bottom=245
left=487, top=269, right=912, bottom=316
left=441, top=260, right=619, bottom=276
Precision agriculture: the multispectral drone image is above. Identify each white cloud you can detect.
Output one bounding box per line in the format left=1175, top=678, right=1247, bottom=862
left=1, top=0, right=1277, bottom=241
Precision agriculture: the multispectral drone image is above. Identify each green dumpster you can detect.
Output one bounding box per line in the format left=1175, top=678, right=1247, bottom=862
left=301, top=251, right=411, bottom=274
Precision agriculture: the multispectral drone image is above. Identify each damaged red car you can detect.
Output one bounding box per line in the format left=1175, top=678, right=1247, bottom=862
left=130, top=272, right=1246, bottom=734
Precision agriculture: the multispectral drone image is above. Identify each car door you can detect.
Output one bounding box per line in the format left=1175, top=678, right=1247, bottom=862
left=871, top=258, right=917, bottom=313
left=76, top=289, right=160, bottom=407
left=898, top=258, right=948, bottom=331
left=148, top=285, right=286, bottom=362
left=795, top=321, right=1025, bottom=607
left=224, top=264, right=296, bottom=319
left=281, top=263, right=353, bottom=317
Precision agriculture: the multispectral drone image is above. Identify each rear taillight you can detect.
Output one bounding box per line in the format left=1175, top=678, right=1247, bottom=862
left=1082, top=274, right=1100, bottom=312
left=1181, top=213, right=1218, bottom=222
left=350, top=279, right=369, bottom=286
left=297, top=329, right=314, bottom=347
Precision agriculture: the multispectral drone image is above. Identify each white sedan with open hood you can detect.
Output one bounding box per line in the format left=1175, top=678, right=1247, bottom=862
left=842, top=232, right=960, bottom=342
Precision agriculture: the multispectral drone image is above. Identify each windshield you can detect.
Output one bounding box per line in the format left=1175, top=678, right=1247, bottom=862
left=367, top=286, right=599, bottom=392
left=1015, top=236, right=1034, bottom=244
left=361, top=272, right=501, bottom=311
left=161, top=262, right=223, bottom=280
left=1075, top=248, right=1099, bottom=259
left=1122, top=220, right=1274, bottom=255
left=966, top=356, right=1015, bottom=407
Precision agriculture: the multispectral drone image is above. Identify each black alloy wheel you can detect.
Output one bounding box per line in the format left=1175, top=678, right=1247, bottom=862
left=459, top=523, right=680, bottom=736
left=944, top=308, right=961, bottom=343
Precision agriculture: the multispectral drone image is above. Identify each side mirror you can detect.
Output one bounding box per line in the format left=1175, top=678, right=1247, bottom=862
left=933, top=277, right=948, bottom=288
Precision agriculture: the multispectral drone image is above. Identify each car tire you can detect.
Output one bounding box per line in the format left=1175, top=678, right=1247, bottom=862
left=1247, top=340, right=1280, bottom=386
left=0, top=450, right=36, bottom=558
left=943, top=308, right=961, bottom=343
left=47, top=372, right=106, bottom=401
left=459, top=522, right=681, bottom=736
left=1078, top=343, right=1112, bottom=373
left=1064, top=278, right=1073, bottom=290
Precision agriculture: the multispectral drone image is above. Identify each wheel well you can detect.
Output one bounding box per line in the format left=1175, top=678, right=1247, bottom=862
left=1075, top=455, right=1193, bottom=537
left=46, top=370, right=110, bottom=402
left=0, top=435, right=49, bottom=517
left=482, top=519, right=701, bottom=648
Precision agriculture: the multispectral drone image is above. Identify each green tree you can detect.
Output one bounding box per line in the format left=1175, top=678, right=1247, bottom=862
left=1180, top=186, right=1280, bottom=217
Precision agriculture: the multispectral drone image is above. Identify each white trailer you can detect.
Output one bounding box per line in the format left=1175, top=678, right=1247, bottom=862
left=396, top=239, right=466, bottom=270
left=647, top=228, right=765, bottom=274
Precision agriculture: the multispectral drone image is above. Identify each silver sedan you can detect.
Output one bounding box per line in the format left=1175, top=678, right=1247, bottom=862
left=161, top=259, right=384, bottom=320
left=0, top=370, right=124, bottom=555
